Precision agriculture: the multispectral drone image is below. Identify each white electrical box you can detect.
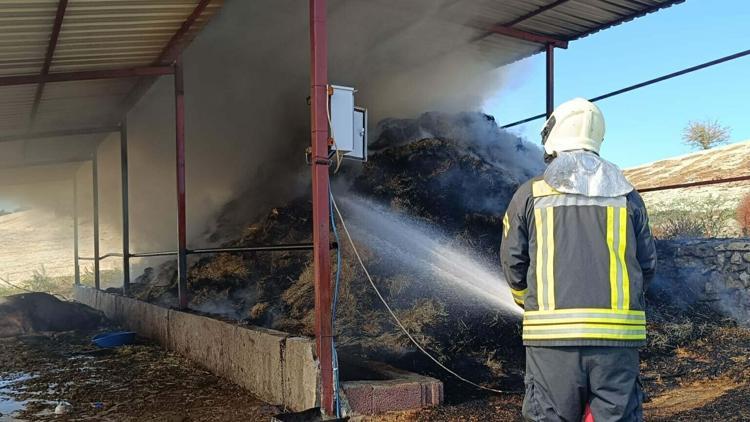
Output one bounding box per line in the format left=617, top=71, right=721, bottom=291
left=351, top=106, right=367, bottom=161
left=330, top=85, right=367, bottom=161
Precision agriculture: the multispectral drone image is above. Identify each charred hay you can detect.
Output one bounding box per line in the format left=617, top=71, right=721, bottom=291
left=0, top=293, right=104, bottom=337
left=132, top=112, right=539, bottom=390
left=131, top=112, right=750, bottom=414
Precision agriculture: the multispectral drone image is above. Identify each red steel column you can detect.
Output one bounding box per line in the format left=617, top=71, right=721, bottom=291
left=546, top=43, right=555, bottom=118
left=92, top=152, right=100, bottom=289
left=120, top=119, right=130, bottom=294
left=310, top=0, right=334, bottom=415
left=73, top=177, right=80, bottom=285
left=174, top=57, right=188, bottom=309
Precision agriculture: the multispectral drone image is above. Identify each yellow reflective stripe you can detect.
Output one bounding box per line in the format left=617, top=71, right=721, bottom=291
left=607, top=206, right=618, bottom=310
left=525, top=308, right=645, bottom=316
left=524, top=309, right=646, bottom=325
left=546, top=207, right=555, bottom=310
left=618, top=207, right=630, bottom=310
left=532, top=180, right=561, bottom=197
left=503, top=213, right=510, bottom=238
left=534, top=208, right=545, bottom=310
left=523, top=333, right=646, bottom=340
left=523, top=323, right=645, bottom=331
left=524, top=317, right=645, bottom=325
left=511, top=288, right=527, bottom=298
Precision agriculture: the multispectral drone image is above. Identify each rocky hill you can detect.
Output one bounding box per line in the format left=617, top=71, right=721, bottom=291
left=624, top=140, right=750, bottom=237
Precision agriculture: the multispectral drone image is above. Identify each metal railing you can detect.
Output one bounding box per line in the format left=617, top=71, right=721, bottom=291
left=80, top=242, right=316, bottom=263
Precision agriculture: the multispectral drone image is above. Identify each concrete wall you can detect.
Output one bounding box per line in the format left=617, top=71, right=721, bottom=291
left=73, top=286, right=319, bottom=411
left=655, top=239, right=750, bottom=322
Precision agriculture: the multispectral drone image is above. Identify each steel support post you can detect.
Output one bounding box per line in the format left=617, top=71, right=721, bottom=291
left=310, top=0, right=334, bottom=415
left=546, top=43, right=555, bottom=118
left=92, top=153, right=100, bottom=289
left=174, top=58, right=189, bottom=310
left=73, top=178, right=80, bottom=285
left=120, top=120, right=130, bottom=294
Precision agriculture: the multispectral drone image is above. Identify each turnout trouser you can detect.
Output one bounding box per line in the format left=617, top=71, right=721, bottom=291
left=522, top=347, right=644, bottom=422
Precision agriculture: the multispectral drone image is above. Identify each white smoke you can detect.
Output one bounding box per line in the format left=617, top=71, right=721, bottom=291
left=1, top=0, right=520, bottom=279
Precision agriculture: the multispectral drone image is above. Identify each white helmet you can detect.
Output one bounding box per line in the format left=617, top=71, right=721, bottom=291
left=541, top=97, right=605, bottom=155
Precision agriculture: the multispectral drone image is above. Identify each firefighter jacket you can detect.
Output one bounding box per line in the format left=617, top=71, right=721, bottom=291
left=500, top=177, right=657, bottom=347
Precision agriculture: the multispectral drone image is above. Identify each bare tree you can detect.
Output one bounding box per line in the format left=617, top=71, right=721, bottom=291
left=682, top=119, right=731, bottom=150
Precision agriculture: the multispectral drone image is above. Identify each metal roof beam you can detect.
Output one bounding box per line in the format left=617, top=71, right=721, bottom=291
left=505, top=0, right=573, bottom=27
left=0, top=126, right=119, bottom=143
left=115, top=0, right=212, bottom=122
left=474, top=0, right=572, bottom=43
left=157, top=0, right=212, bottom=65
left=0, top=66, right=175, bottom=87
left=571, top=0, right=687, bottom=41
left=488, top=25, right=569, bottom=48
left=0, top=157, right=88, bottom=171
left=28, top=0, right=68, bottom=129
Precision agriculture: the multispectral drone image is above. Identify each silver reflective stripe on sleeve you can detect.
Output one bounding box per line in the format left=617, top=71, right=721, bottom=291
left=534, top=195, right=626, bottom=209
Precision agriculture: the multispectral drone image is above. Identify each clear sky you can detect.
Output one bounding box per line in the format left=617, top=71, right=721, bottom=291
left=484, top=0, right=750, bottom=169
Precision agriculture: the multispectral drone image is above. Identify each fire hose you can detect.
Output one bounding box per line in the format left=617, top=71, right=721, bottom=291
left=330, top=193, right=520, bottom=395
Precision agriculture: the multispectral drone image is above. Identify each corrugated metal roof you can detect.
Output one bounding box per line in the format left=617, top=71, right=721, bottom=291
left=0, top=0, right=223, bottom=149
left=472, top=0, right=686, bottom=63
left=52, top=0, right=221, bottom=72
left=33, top=77, right=139, bottom=130
left=0, top=0, right=685, bottom=170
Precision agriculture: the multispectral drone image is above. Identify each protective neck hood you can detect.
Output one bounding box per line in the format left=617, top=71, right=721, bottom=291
left=543, top=150, right=633, bottom=197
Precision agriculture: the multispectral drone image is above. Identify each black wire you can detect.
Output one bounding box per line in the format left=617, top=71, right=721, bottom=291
left=501, top=48, right=750, bottom=129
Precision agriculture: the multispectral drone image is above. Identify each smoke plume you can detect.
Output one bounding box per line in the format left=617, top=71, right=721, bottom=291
left=1, top=0, right=517, bottom=278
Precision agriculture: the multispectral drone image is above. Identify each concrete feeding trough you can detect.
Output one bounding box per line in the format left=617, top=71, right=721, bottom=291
left=339, top=360, right=443, bottom=416
left=73, top=286, right=443, bottom=416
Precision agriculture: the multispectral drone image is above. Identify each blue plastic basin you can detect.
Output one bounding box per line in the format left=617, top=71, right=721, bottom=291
left=92, top=331, right=135, bottom=348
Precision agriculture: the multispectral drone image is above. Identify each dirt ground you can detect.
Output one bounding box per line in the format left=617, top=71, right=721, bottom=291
left=0, top=322, right=748, bottom=421
left=363, top=312, right=750, bottom=422
left=1, top=299, right=748, bottom=422
left=0, top=330, right=279, bottom=421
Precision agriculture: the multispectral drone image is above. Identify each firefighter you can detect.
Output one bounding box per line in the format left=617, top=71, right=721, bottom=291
left=500, top=98, right=657, bottom=422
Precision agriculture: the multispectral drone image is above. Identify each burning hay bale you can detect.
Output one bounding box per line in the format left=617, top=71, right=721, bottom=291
left=354, top=111, right=544, bottom=257
left=131, top=112, right=538, bottom=389
left=0, top=292, right=104, bottom=337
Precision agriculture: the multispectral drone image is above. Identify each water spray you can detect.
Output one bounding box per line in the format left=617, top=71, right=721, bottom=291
left=337, top=195, right=522, bottom=314
left=331, top=193, right=521, bottom=394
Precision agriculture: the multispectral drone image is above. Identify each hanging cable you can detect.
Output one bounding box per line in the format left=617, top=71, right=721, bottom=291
left=0, top=275, right=69, bottom=300
left=330, top=194, right=520, bottom=395
left=501, top=47, right=750, bottom=129
left=0, top=275, right=33, bottom=293
left=329, top=188, right=343, bottom=417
